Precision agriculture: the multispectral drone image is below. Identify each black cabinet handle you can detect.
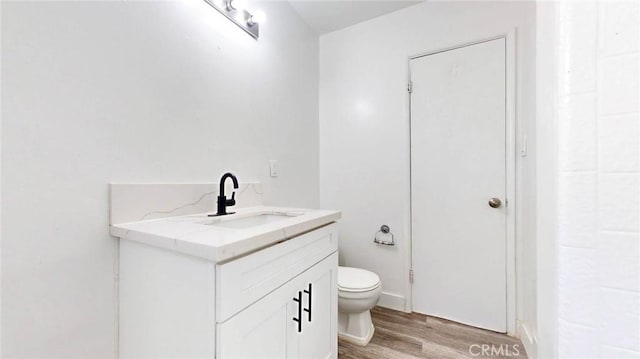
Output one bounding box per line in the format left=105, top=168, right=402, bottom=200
left=303, top=283, right=312, bottom=322
left=292, top=291, right=302, bottom=333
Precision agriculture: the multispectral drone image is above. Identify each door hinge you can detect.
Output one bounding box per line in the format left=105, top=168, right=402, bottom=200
left=409, top=269, right=414, bottom=284
left=407, top=81, right=413, bottom=93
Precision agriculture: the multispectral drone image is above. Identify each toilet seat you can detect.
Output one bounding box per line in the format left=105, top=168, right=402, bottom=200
left=338, top=266, right=381, bottom=293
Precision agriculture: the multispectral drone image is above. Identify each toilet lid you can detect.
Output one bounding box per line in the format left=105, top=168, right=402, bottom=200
left=338, top=266, right=381, bottom=292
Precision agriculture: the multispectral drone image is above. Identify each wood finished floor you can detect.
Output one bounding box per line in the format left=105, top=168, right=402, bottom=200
left=338, top=307, right=527, bottom=359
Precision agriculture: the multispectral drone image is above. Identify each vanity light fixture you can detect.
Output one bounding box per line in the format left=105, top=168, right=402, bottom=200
left=203, top=0, right=263, bottom=39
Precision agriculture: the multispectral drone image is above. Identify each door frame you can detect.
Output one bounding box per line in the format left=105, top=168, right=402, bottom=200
left=405, top=30, right=517, bottom=334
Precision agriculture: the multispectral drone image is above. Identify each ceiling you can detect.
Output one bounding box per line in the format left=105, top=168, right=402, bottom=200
left=288, top=0, right=423, bottom=35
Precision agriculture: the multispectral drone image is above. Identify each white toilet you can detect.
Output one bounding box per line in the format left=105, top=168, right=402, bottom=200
left=337, top=266, right=382, bottom=346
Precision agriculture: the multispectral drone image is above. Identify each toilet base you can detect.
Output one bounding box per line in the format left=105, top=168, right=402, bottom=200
left=338, top=310, right=375, bottom=346
left=338, top=323, right=375, bottom=346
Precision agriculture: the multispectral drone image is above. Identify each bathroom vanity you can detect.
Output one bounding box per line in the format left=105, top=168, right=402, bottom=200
left=111, top=206, right=341, bottom=358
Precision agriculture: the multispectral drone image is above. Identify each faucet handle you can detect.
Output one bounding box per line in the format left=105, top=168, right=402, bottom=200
left=227, top=191, right=236, bottom=206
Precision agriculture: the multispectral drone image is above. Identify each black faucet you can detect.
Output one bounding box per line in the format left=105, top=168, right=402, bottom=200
left=211, top=172, right=239, bottom=216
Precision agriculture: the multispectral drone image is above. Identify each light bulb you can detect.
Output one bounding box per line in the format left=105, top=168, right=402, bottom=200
left=248, top=10, right=265, bottom=25
left=228, top=0, right=246, bottom=10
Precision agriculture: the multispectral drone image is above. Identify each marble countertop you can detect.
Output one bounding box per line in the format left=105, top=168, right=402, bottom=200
left=110, top=206, right=341, bottom=263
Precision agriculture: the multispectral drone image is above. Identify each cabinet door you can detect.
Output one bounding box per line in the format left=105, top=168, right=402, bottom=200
left=298, top=253, right=338, bottom=359
left=218, top=252, right=338, bottom=359
left=217, top=280, right=300, bottom=358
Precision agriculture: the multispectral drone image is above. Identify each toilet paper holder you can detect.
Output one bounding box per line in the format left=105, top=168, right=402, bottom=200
left=374, top=225, right=395, bottom=246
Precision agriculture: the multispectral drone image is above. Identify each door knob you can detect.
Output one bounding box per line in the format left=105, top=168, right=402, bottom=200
left=488, top=198, right=502, bottom=208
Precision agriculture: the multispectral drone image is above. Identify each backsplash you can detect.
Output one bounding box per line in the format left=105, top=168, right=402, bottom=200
left=109, top=182, right=264, bottom=225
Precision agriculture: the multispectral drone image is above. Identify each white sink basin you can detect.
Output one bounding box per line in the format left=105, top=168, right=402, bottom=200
left=209, top=213, right=296, bottom=229
left=186, top=210, right=303, bottom=230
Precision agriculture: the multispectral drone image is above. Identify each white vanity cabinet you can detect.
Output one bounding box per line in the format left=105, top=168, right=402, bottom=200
left=118, top=221, right=338, bottom=359
left=217, top=253, right=337, bottom=358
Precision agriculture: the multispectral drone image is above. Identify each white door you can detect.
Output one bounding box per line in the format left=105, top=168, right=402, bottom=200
left=410, top=38, right=507, bottom=332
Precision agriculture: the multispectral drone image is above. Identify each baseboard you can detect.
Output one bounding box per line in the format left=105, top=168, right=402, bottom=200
left=377, top=292, right=406, bottom=312
left=517, top=320, right=537, bottom=359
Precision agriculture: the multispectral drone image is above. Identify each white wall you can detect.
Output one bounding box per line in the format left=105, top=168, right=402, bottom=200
left=552, top=1, right=640, bottom=358
left=319, top=0, right=536, bottom=342
left=535, top=2, right=559, bottom=358
left=0, top=2, right=3, bottom=355
left=1, top=1, right=319, bottom=357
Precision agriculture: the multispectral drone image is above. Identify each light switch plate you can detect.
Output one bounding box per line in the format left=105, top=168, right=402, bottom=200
left=270, top=160, right=279, bottom=177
